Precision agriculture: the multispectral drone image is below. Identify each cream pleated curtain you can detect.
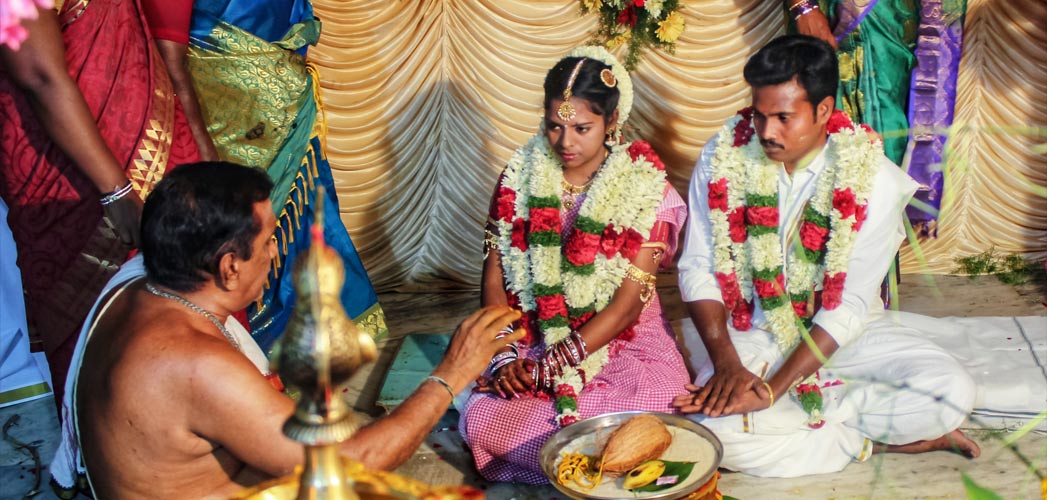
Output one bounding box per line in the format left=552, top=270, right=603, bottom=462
left=309, top=0, right=1046, bottom=291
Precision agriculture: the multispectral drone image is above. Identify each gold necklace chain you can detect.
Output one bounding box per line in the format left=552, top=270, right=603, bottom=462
left=560, top=178, right=593, bottom=195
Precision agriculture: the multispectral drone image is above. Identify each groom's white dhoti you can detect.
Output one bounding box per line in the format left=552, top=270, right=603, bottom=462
left=678, top=135, right=977, bottom=478
left=682, top=314, right=975, bottom=477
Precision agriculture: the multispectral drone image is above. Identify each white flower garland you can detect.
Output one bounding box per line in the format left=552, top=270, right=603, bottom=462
left=495, top=137, right=665, bottom=425
left=708, top=111, right=880, bottom=351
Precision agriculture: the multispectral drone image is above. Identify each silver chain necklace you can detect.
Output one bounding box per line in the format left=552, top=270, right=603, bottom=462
left=145, top=283, right=241, bottom=351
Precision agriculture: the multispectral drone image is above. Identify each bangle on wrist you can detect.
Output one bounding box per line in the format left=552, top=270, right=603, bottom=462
left=425, top=375, right=456, bottom=401
left=100, top=182, right=133, bottom=206
left=790, top=1, right=818, bottom=20
left=762, top=381, right=775, bottom=407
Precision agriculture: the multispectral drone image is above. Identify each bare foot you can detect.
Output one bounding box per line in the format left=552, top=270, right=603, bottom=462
left=874, top=429, right=981, bottom=458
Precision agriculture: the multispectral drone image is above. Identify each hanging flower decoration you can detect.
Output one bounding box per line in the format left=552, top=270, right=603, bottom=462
left=583, top=0, right=685, bottom=70
left=1, top=0, right=54, bottom=50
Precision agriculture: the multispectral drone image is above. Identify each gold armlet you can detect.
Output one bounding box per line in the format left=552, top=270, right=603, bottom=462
left=640, top=241, right=668, bottom=263
left=624, top=265, right=657, bottom=303
left=483, top=229, right=499, bottom=258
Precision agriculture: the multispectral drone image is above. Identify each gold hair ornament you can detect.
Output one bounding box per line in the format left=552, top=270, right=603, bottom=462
left=557, top=59, right=587, bottom=122
left=600, top=68, right=617, bottom=88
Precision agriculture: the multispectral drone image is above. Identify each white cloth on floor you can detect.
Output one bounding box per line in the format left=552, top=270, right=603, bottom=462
left=893, top=313, right=1046, bottom=432
left=0, top=197, right=51, bottom=408
left=682, top=313, right=977, bottom=477
left=51, top=254, right=269, bottom=489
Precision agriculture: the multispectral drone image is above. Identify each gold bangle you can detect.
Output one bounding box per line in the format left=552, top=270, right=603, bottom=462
left=625, top=265, right=657, bottom=303
left=762, top=381, right=775, bottom=407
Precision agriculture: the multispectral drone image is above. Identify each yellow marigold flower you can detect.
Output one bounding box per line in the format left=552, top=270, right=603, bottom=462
left=656, top=11, right=684, bottom=43
left=582, top=0, right=603, bottom=14
left=606, top=30, right=632, bottom=50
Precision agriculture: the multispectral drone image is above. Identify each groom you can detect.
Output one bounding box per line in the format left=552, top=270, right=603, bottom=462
left=674, top=35, right=979, bottom=477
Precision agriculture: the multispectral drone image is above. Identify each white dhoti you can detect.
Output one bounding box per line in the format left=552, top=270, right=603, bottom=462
left=682, top=311, right=976, bottom=478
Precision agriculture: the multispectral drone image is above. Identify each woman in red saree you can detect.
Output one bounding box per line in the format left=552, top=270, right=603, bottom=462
left=0, top=0, right=200, bottom=398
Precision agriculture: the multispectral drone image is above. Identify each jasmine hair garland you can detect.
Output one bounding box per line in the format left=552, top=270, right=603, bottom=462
left=707, top=107, right=879, bottom=427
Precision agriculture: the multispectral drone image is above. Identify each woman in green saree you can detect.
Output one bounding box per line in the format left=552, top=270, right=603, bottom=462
left=144, top=0, right=387, bottom=350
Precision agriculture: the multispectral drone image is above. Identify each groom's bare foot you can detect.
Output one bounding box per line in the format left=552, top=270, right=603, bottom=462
left=874, top=429, right=980, bottom=458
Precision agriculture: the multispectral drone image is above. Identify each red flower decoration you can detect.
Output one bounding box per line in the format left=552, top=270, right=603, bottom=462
left=495, top=187, right=516, bottom=222
left=727, top=207, right=747, bottom=243
left=826, top=110, right=854, bottom=134
left=745, top=206, right=779, bottom=227
left=715, top=272, right=743, bottom=309
left=627, top=140, right=652, bottom=160
left=854, top=204, right=868, bottom=232
left=617, top=5, right=637, bottom=26
left=634, top=0, right=645, bottom=6
left=792, top=300, right=809, bottom=318
left=799, top=221, right=830, bottom=252
left=569, top=311, right=595, bottom=330
left=510, top=218, right=527, bottom=251
left=708, top=178, right=729, bottom=212
left=535, top=294, right=568, bottom=321
left=832, top=188, right=857, bottom=219
left=733, top=118, right=755, bottom=147
left=599, top=224, right=626, bottom=258
left=731, top=305, right=753, bottom=330
left=620, top=228, right=644, bottom=260
left=559, top=415, right=579, bottom=426
left=529, top=207, right=561, bottom=233
left=565, top=231, right=602, bottom=266
left=627, top=141, right=666, bottom=171
left=822, top=272, right=846, bottom=309
left=555, top=384, right=577, bottom=397
left=754, top=275, right=785, bottom=299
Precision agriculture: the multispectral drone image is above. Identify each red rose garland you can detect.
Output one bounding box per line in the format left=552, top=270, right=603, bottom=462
left=494, top=136, right=667, bottom=426
left=706, top=107, right=881, bottom=427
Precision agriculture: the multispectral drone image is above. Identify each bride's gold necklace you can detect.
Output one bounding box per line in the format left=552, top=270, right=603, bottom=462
left=561, top=151, right=608, bottom=210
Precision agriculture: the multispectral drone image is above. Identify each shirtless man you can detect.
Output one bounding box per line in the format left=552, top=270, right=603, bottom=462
left=67, top=162, right=524, bottom=499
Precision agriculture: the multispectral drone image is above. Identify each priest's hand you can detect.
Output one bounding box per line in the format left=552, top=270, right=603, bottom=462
left=795, top=8, right=838, bottom=50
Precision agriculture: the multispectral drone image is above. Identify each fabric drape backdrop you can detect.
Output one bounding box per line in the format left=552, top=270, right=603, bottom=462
left=308, top=0, right=1045, bottom=291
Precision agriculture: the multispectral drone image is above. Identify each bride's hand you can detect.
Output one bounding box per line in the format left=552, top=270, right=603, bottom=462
left=484, top=359, right=536, bottom=399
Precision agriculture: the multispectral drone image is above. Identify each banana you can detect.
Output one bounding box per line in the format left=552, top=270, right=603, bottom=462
left=622, top=460, right=665, bottom=490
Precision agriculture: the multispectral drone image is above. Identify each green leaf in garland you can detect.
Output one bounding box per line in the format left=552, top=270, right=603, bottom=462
left=527, top=195, right=560, bottom=209
left=555, top=395, right=577, bottom=413
left=563, top=260, right=596, bottom=276
left=574, top=215, right=606, bottom=235
left=631, top=460, right=697, bottom=493
left=532, top=283, right=564, bottom=296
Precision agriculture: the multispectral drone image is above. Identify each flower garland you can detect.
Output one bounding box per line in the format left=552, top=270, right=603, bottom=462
left=582, top=0, right=685, bottom=70
left=494, top=138, right=666, bottom=426
left=707, top=107, right=879, bottom=426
